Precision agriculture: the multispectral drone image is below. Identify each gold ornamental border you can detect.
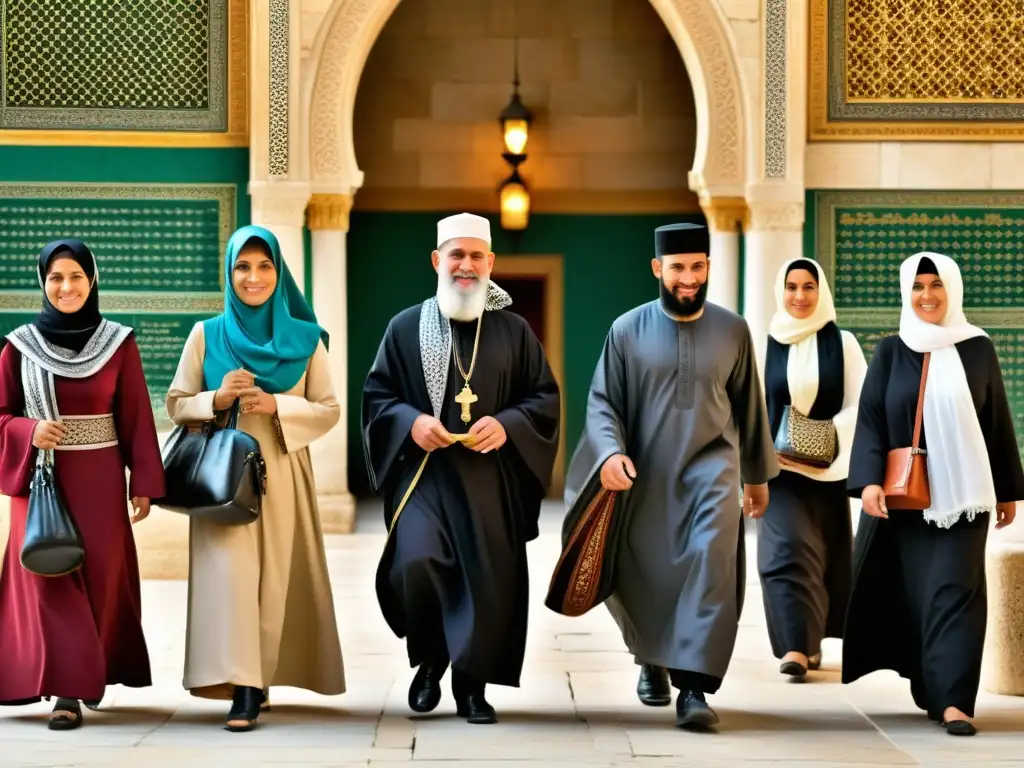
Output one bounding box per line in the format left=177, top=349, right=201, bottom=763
left=0, top=0, right=248, bottom=148
left=808, top=0, right=1024, bottom=141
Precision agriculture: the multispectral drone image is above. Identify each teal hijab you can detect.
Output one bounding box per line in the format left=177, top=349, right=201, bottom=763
left=202, top=225, right=328, bottom=394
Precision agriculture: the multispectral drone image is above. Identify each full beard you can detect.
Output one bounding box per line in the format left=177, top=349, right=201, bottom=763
left=437, top=270, right=489, bottom=321
left=659, top=278, right=708, bottom=318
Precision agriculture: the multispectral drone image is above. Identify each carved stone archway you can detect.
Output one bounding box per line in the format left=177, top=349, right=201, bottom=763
left=302, top=0, right=751, bottom=200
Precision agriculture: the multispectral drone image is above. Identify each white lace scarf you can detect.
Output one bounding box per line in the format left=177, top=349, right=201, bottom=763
left=419, top=281, right=512, bottom=419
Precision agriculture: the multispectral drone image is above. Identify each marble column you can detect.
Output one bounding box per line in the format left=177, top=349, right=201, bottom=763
left=249, top=181, right=311, bottom=290
left=700, top=196, right=746, bottom=313
left=306, top=193, right=357, bottom=534
left=742, top=201, right=805, bottom=368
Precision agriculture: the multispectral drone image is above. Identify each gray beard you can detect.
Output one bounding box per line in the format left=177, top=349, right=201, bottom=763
left=436, top=271, right=488, bottom=321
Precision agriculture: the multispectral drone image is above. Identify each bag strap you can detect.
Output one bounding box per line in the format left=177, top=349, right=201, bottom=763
left=911, top=352, right=930, bottom=449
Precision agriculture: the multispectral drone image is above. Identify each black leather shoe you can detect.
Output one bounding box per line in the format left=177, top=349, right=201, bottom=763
left=675, top=689, right=719, bottom=730
left=780, top=660, right=808, bottom=678
left=807, top=653, right=822, bottom=670
left=408, top=662, right=448, bottom=713
left=637, top=663, right=672, bottom=706
left=456, top=692, right=497, bottom=724
left=225, top=686, right=264, bottom=732
left=943, top=719, right=977, bottom=736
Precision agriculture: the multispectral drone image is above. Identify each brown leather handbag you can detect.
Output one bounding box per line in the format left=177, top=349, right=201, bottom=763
left=883, top=352, right=931, bottom=510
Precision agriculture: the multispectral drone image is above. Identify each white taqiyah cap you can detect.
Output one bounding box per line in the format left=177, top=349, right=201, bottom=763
left=437, top=212, right=491, bottom=248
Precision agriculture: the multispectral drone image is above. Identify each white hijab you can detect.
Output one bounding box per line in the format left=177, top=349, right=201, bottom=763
left=768, top=258, right=837, bottom=419
left=898, top=251, right=995, bottom=528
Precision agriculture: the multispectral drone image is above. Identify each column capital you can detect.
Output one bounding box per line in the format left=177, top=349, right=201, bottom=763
left=248, top=180, right=311, bottom=228
left=307, top=193, right=354, bottom=232
left=744, top=201, right=805, bottom=232
left=699, top=196, right=747, bottom=234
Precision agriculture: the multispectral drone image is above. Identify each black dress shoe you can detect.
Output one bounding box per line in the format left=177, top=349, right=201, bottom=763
left=675, top=689, right=719, bottom=730
left=943, top=719, right=977, bottom=736
left=225, top=686, right=264, bottom=732
left=807, top=653, right=822, bottom=670
left=456, top=692, right=497, bottom=724
left=780, top=660, right=808, bottom=678
left=408, top=661, right=448, bottom=713
left=636, top=663, right=672, bottom=706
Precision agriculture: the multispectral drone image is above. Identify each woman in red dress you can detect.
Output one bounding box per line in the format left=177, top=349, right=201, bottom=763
left=0, top=239, right=165, bottom=730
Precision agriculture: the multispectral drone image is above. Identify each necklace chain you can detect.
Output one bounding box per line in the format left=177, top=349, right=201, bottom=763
left=451, top=315, right=482, bottom=384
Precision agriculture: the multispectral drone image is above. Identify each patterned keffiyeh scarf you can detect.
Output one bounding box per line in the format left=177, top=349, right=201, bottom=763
left=418, top=281, right=512, bottom=419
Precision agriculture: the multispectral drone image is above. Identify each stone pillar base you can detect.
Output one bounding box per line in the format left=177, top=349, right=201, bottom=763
left=983, top=543, right=1024, bottom=695
left=318, top=491, right=357, bottom=534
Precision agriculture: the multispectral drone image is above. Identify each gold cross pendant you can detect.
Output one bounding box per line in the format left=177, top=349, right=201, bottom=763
left=455, top=383, right=478, bottom=424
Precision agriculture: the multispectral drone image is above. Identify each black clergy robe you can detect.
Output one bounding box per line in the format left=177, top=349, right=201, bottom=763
left=550, top=301, right=778, bottom=693
left=843, top=334, right=1024, bottom=718
left=361, top=303, right=560, bottom=687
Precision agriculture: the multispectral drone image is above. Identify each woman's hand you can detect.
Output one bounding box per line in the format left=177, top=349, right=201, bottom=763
left=214, top=369, right=255, bottom=410
left=130, top=497, right=151, bottom=524
left=32, top=419, right=66, bottom=450
left=996, top=501, right=1017, bottom=529
left=239, top=386, right=278, bottom=416
left=861, top=484, right=888, bottom=519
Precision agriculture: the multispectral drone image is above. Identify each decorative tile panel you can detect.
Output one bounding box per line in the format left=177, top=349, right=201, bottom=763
left=0, top=183, right=234, bottom=426
left=764, top=0, right=787, bottom=178
left=0, top=0, right=230, bottom=132
left=812, top=190, right=1024, bottom=461
left=268, top=0, right=289, bottom=177
left=809, top=0, right=1024, bottom=139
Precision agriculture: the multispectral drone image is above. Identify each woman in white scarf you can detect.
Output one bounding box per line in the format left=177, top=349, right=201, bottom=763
left=842, top=252, right=1024, bottom=737
left=758, top=258, right=867, bottom=679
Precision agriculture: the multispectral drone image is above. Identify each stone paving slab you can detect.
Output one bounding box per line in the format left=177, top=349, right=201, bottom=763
left=3, top=503, right=1024, bottom=766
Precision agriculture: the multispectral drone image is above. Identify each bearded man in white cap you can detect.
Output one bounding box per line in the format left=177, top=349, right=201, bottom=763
left=361, top=212, right=560, bottom=724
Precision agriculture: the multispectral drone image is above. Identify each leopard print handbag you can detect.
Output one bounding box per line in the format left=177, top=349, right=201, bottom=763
left=774, top=405, right=838, bottom=469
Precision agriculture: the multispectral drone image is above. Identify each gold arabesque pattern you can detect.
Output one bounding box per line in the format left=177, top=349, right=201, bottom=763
left=4, top=0, right=209, bottom=110
left=846, top=0, right=1024, bottom=102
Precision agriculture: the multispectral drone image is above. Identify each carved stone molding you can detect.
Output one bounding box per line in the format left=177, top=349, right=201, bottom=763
left=269, top=0, right=290, bottom=177
left=700, top=196, right=747, bottom=233
left=250, top=181, right=311, bottom=228
left=307, top=193, right=354, bottom=232
left=764, top=0, right=787, bottom=178
left=307, top=0, right=748, bottom=191
left=744, top=201, right=805, bottom=232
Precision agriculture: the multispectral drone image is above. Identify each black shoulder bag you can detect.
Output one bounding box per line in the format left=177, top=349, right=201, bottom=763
left=21, top=448, right=86, bottom=577
left=156, top=400, right=267, bottom=525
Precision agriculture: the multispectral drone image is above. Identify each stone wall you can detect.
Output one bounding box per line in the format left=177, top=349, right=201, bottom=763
left=347, top=0, right=698, bottom=209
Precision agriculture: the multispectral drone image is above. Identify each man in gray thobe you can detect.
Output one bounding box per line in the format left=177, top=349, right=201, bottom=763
left=558, top=223, right=778, bottom=729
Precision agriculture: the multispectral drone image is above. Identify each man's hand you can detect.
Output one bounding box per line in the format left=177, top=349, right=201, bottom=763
left=32, top=419, right=66, bottom=450
left=861, top=484, right=888, bottom=520
left=743, top=483, right=769, bottom=518
left=600, top=454, right=636, bottom=491
left=997, top=501, right=1017, bottom=529
left=215, top=369, right=255, bottom=410
left=130, top=496, right=151, bottom=524
left=239, top=386, right=278, bottom=416
left=411, top=414, right=454, bottom=452
left=467, top=416, right=506, bottom=453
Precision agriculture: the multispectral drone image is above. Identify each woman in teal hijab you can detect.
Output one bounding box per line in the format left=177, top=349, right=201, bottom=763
left=166, top=224, right=346, bottom=733
left=203, top=225, right=328, bottom=395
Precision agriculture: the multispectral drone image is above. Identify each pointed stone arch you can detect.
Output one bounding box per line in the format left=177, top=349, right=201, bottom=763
left=303, top=0, right=750, bottom=199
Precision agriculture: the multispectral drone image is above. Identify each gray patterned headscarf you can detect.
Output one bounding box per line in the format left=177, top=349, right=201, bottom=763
left=419, top=281, right=512, bottom=419
left=6, top=320, right=132, bottom=465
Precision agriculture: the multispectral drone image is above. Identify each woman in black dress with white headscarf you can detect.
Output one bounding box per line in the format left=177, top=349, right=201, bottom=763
left=758, top=258, right=866, bottom=678
left=843, top=251, right=1024, bottom=736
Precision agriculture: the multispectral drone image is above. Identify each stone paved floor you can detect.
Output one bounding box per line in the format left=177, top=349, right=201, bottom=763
left=4, top=503, right=1024, bottom=767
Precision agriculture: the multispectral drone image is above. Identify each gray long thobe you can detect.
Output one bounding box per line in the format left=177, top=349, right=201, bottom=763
left=562, top=300, right=778, bottom=689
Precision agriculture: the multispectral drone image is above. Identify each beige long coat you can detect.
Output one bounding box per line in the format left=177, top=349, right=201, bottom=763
left=166, top=322, right=345, bottom=699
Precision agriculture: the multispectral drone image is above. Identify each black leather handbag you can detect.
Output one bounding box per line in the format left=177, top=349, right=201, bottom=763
left=156, top=401, right=267, bottom=525
left=21, top=452, right=86, bottom=577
